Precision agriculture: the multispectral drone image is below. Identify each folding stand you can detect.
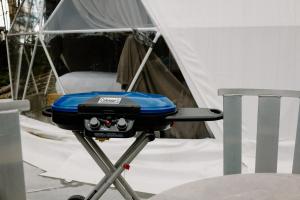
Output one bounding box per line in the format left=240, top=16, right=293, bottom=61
left=45, top=92, right=223, bottom=200
left=73, top=131, right=154, bottom=200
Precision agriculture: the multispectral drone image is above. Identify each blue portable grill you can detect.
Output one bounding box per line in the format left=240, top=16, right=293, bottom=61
left=51, top=92, right=177, bottom=138
left=44, top=91, right=223, bottom=200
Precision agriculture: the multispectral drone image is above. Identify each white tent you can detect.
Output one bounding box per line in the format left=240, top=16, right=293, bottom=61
left=7, top=0, right=300, bottom=150
left=142, top=0, right=300, bottom=140
left=15, top=0, right=299, bottom=140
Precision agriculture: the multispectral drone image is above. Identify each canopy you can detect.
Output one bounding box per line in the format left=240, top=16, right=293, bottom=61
left=142, top=0, right=300, bottom=140
left=43, top=0, right=154, bottom=32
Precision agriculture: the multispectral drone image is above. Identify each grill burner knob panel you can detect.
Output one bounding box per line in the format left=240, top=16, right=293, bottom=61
left=89, top=117, right=100, bottom=130
left=117, top=118, right=127, bottom=131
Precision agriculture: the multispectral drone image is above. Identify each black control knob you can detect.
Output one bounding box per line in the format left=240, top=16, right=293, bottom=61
left=117, top=118, right=127, bottom=131
left=89, top=117, right=100, bottom=130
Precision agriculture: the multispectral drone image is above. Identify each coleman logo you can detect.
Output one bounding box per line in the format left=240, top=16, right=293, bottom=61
left=98, top=97, right=121, bottom=104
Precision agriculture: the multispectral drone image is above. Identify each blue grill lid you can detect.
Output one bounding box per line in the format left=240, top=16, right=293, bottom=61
left=52, top=92, right=176, bottom=115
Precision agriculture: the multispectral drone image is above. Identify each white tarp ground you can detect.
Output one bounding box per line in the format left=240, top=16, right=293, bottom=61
left=142, top=0, right=300, bottom=141
left=20, top=115, right=295, bottom=194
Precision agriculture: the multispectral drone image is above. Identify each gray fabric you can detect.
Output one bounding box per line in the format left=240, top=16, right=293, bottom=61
left=117, top=35, right=211, bottom=139
left=44, top=0, right=154, bottom=31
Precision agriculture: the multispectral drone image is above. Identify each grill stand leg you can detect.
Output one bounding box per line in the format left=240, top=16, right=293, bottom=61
left=73, top=132, right=154, bottom=200
left=84, top=137, right=142, bottom=200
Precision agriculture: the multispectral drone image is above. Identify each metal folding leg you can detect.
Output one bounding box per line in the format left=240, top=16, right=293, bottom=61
left=74, top=132, right=135, bottom=200
left=74, top=132, right=154, bottom=200
left=84, top=137, right=142, bottom=200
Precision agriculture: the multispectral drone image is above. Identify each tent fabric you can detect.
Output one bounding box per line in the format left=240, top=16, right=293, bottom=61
left=142, top=0, right=300, bottom=140
left=117, top=35, right=212, bottom=139
left=43, top=0, right=154, bottom=31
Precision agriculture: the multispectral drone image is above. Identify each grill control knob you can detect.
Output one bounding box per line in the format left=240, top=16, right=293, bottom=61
left=117, top=118, right=127, bottom=131
left=89, top=117, right=100, bottom=130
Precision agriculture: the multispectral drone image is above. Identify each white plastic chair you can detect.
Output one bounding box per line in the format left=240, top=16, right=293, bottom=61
left=218, top=89, right=300, bottom=175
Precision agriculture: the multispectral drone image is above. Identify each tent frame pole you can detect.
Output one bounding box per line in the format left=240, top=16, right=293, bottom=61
left=22, top=37, right=39, bottom=99
left=6, top=36, right=14, bottom=99
left=13, top=0, right=34, bottom=99
left=39, top=35, right=65, bottom=94
left=15, top=39, right=24, bottom=98
left=127, top=32, right=161, bottom=92
left=23, top=45, right=39, bottom=93
left=41, top=28, right=157, bottom=35
left=7, top=32, right=37, bottom=36
left=7, top=0, right=25, bottom=34
left=44, top=70, right=52, bottom=95
left=22, top=0, right=46, bottom=99
left=42, top=0, right=65, bottom=29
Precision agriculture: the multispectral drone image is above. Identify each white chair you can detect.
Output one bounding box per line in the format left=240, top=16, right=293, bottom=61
left=150, top=89, right=300, bottom=200
left=218, top=88, right=300, bottom=175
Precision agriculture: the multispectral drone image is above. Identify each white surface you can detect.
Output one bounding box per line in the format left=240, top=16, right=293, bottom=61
left=56, top=71, right=122, bottom=94
left=142, top=0, right=300, bottom=140
left=150, top=174, right=300, bottom=200
left=20, top=116, right=296, bottom=194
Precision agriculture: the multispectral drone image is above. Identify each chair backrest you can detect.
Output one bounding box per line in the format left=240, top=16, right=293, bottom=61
left=218, top=89, right=300, bottom=175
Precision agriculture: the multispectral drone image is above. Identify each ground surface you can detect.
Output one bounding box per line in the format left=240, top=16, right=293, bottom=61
left=24, top=162, right=153, bottom=200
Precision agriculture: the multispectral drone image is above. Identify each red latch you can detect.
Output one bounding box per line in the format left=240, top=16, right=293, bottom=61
left=123, top=163, right=130, bottom=170
left=104, top=120, right=112, bottom=127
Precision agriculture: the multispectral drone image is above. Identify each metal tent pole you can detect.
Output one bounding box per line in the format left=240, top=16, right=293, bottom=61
left=7, top=0, right=25, bottom=34
left=41, top=27, right=157, bottom=35
left=6, top=37, right=14, bottom=99
left=44, top=70, right=52, bottom=95
left=22, top=38, right=39, bottom=99
left=14, top=0, right=34, bottom=99
left=39, top=0, right=65, bottom=94
left=127, top=32, right=161, bottom=92
left=15, top=40, right=24, bottom=99
left=39, top=35, right=65, bottom=94
left=7, top=32, right=37, bottom=36
left=41, top=0, right=67, bottom=30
